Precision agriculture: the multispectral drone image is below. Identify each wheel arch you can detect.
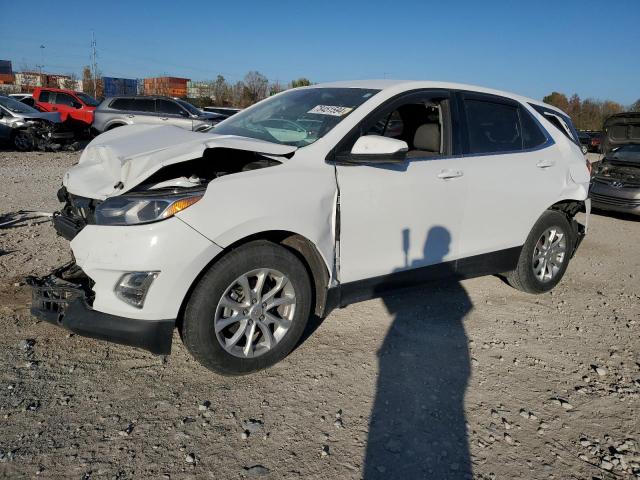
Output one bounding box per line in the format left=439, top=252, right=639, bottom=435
left=176, top=230, right=332, bottom=334
left=106, top=121, right=127, bottom=131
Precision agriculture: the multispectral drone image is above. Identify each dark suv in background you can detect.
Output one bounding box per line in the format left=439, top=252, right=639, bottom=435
left=92, top=96, right=224, bottom=133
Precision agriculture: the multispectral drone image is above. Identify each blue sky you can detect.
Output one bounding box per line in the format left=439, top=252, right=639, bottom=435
left=1, top=0, right=638, bottom=104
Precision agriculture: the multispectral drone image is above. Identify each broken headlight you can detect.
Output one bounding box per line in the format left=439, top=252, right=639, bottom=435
left=95, top=192, right=203, bottom=226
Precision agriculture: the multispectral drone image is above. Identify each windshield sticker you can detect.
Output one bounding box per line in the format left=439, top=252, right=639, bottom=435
left=307, top=105, right=353, bottom=116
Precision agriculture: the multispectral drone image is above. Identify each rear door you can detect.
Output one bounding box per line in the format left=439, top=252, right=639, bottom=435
left=155, top=99, right=193, bottom=130
left=129, top=98, right=159, bottom=125
left=454, top=92, right=561, bottom=259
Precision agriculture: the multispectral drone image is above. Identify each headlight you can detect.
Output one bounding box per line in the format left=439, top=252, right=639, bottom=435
left=95, top=192, right=203, bottom=226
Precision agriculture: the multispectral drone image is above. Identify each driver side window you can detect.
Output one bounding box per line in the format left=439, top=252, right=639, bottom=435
left=362, top=101, right=445, bottom=158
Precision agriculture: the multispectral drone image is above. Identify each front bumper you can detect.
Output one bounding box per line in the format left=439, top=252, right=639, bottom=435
left=590, top=180, right=640, bottom=215
left=26, top=263, right=174, bottom=355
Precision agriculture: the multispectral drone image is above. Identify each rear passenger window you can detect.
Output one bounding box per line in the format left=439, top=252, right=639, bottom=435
left=519, top=108, right=547, bottom=149
left=110, top=98, right=134, bottom=110
left=464, top=99, right=521, bottom=154
left=132, top=98, right=155, bottom=112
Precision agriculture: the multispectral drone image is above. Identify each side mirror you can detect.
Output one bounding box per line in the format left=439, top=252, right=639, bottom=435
left=348, top=135, right=408, bottom=163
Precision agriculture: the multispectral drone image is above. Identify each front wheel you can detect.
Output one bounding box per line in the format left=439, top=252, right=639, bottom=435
left=13, top=131, right=33, bottom=151
left=506, top=210, right=574, bottom=294
left=181, top=240, right=312, bottom=375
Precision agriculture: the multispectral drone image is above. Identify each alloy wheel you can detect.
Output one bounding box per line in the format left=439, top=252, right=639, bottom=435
left=214, top=268, right=296, bottom=358
left=532, top=227, right=567, bottom=282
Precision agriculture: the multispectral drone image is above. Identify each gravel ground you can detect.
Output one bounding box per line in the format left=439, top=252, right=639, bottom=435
left=0, top=149, right=638, bottom=479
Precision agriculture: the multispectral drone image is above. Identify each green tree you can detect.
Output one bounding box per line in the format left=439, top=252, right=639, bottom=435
left=542, top=91, right=569, bottom=112
left=290, top=78, right=312, bottom=88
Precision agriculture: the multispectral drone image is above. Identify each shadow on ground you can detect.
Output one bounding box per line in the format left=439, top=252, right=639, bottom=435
left=364, top=226, right=473, bottom=479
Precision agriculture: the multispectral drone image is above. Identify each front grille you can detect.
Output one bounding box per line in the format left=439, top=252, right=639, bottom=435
left=590, top=192, right=640, bottom=207
left=30, top=281, right=83, bottom=323
left=26, top=263, right=94, bottom=324
left=592, top=177, right=640, bottom=189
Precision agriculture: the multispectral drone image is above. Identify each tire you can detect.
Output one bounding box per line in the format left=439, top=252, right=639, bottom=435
left=182, top=240, right=312, bottom=375
left=13, top=131, right=33, bottom=151
left=506, top=210, right=574, bottom=294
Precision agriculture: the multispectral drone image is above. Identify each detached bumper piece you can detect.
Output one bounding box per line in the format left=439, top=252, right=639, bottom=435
left=26, top=263, right=174, bottom=355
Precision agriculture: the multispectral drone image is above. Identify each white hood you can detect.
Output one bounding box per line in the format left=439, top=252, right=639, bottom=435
left=63, top=124, right=297, bottom=199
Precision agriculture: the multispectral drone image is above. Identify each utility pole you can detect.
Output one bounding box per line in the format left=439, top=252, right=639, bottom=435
left=91, top=31, right=98, bottom=97
left=37, top=44, right=45, bottom=84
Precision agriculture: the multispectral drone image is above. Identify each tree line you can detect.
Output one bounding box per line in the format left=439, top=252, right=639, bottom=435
left=185, top=72, right=312, bottom=108
left=542, top=92, right=640, bottom=131
left=78, top=67, right=311, bottom=108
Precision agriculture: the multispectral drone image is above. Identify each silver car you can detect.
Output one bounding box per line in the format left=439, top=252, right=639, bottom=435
left=92, top=96, right=223, bottom=134
left=0, top=95, right=74, bottom=150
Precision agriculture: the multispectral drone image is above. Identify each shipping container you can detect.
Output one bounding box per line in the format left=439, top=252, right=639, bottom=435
left=144, top=76, right=189, bottom=97
left=103, top=76, right=138, bottom=96
left=15, top=72, right=43, bottom=88
left=0, top=60, right=12, bottom=75
left=0, top=73, right=15, bottom=84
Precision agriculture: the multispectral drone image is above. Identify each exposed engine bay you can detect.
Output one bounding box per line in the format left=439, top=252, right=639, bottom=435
left=593, top=161, right=640, bottom=186
left=53, top=148, right=282, bottom=240
left=15, top=118, right=77, bottom=151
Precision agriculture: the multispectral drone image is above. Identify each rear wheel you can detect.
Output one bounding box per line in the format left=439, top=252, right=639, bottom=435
left=182, top=240, right=312, bottom=375
left=506, top=210, right=574, bottom=294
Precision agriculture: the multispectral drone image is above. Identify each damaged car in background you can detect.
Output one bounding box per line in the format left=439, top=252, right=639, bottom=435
left=0, top=95, right=75, bottom=151
left=590, top=112, right=640, bottom=215
left=27, top=80, right=591, bottom=375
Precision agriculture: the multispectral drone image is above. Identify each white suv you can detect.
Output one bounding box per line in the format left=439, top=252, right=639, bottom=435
left=28, top=80, right=591, bottom=375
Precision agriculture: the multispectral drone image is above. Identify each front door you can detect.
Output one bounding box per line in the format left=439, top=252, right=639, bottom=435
left=335, top=91, right=468, bottom=285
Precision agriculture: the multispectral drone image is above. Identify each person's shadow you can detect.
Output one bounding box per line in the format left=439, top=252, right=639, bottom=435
left=364, top=226, right=473, bottom=479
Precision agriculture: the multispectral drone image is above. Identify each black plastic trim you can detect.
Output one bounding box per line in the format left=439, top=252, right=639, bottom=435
left=327, top=246, right=522, bottom=309
left=31, top=298, right=174, bottom=355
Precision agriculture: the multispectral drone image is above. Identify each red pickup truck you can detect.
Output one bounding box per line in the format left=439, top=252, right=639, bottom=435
left=33, top=87, right=99, bottom=133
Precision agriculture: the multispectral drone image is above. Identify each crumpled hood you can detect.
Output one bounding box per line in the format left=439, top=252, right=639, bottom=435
left=22, top=111, right=62, bottom=123
left=63, top=124, right=297, bottom=199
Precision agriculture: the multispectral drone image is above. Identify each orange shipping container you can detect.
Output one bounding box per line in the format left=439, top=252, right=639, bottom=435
left=0, top=73, right=15, bottom=84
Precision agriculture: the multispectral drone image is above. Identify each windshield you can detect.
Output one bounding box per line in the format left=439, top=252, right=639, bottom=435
left=610, top=144, right=640, bottom=163
left=0, top=96, right=40, bottom=114
left=76, top=92, right=100, bottom=107
left=213, top=88, right=379, bottom=146
left=176, top=99, right=202, bottom=116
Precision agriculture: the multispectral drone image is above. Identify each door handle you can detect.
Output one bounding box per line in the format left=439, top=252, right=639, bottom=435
left=437, top=169, right=464, bottom=179
left=160, top=117, right=168, bottom=121
left=127, top=114, right=135, bottom=118
left=536, top=159, right=555, bottom=168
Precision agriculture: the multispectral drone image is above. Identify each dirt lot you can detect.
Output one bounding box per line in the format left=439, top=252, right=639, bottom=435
left=0, top=149, right=638, bottom=479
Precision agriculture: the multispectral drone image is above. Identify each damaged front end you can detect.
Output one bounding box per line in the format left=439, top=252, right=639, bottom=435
left=14, top=118, right=76, bottom=152
left=26, top=262, right=174, bottom=355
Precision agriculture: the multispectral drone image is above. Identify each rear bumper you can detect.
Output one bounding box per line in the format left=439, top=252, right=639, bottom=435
left=26, top=263, right=174, bottom=355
